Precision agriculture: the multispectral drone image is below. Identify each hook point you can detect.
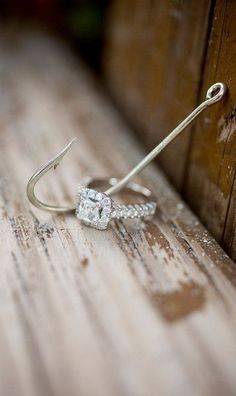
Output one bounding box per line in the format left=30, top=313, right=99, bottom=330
left=69, top=137, right=78, bottom=146
left=52, top=137, right=78, bottom=170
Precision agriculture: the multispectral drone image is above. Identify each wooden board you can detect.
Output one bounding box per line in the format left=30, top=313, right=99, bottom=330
left=104, top=0, right=236, bottom=261
left=0, top=27, right=236, bottom=396
left=185, top=0, right=236, bottom=260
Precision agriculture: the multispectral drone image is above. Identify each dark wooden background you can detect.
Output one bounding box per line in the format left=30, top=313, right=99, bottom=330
left=104, top=0, right=236, bottom=261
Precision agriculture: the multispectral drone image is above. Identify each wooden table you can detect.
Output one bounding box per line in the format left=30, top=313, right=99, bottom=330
left=0, top=28, right=236, bottom=396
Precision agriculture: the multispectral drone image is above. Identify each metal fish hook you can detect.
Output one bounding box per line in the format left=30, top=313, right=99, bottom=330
left=27, top=82, right=227, bottom=212
left=27, top=138, right=77, bottom=213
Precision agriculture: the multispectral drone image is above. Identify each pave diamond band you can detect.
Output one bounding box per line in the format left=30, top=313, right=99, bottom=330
left=111, top=202, right=156, bottom=220
left=76, top=178, right=156, bottom=230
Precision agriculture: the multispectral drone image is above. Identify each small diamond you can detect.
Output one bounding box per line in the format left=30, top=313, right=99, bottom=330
left=112, top=210, right=117, bottom=218
left=103, top=197, right=111, bottom=206
left=127, top=205, right=134, bottom=218
left=88, top=189, right=96, bottom=199
left=102, top=207, right=110, bottom=217
left=96, top=192, right=103, bottom=201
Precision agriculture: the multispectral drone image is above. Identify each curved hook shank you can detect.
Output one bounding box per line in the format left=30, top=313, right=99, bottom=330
left=105, top=82, right=227, bottom=196
left=27, top=139, right=77, bottom=213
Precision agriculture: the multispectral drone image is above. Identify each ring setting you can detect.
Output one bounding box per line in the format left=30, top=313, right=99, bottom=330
left=76, top=188, right=112, bottom=230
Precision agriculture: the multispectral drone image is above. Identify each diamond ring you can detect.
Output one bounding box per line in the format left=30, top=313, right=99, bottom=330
left=76, top=178, right=156, bottom=230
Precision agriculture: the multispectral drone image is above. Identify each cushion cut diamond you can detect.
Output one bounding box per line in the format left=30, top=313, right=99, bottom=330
left=76, top=188, right=112, bottom=230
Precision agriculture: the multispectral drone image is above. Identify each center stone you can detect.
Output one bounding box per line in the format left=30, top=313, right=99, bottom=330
left=76, top=188, right=112, bottom=230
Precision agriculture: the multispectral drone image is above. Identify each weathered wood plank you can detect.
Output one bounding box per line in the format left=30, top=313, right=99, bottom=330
left=0, top=28, right=236, bottom=396
left=185, top=0, right=236, bottom=261
left=104, top=0, right=236, bottom=261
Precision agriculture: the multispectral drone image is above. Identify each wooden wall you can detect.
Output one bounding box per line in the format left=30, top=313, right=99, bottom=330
left=104, top=0, right=236, bottom=261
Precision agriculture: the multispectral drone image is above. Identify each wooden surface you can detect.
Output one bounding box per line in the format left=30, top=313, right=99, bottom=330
left=0, top=28, right=236, bottom=396
left=104, top=0, right=236, bottom=261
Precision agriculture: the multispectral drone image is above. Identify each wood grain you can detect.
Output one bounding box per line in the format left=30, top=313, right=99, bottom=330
left=0, top=27, right=236, bottom=396
left=104, top=0, right=236, bottom=261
